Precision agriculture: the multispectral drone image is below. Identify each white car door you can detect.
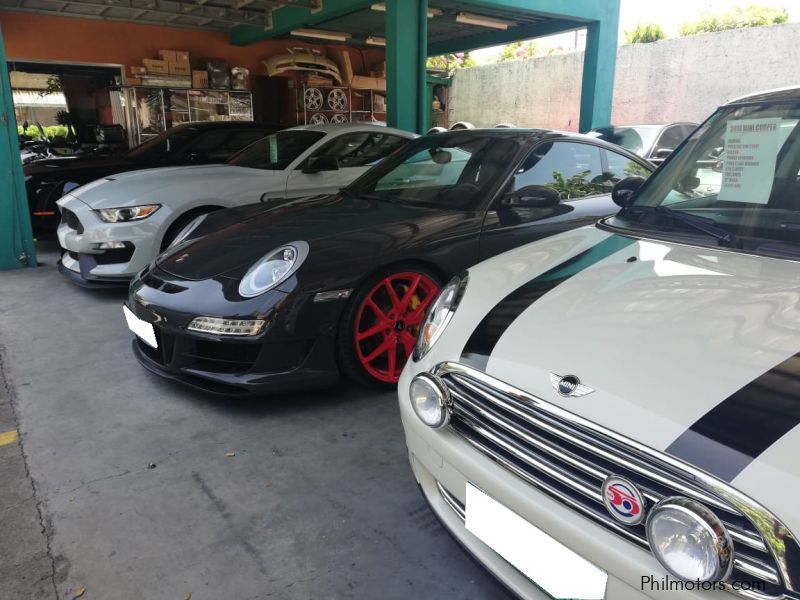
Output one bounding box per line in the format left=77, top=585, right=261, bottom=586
left=284, top=131, right=409, bottom=198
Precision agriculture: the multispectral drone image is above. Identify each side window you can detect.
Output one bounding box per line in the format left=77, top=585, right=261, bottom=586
left=308, top=133, right=407, bottom=168
left=220, top=129, right=271, bottom=156
left=654, top=126, right=687, bottom=153
left=513, top=141, right=605, bottom=199
left=603, top=150, right=651, bottom=188
left=171, top=129, right=231, bottom=162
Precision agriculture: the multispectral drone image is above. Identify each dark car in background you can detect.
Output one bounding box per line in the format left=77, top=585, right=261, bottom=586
left=588, top=122, right=698, bottom=165
left=24, top=121, right=280, bottom=233
left=123, top=128, right=653, bottom=396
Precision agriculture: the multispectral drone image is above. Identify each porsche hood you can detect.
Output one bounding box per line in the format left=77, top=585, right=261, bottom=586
left=428, top=225, right=800, bottom=526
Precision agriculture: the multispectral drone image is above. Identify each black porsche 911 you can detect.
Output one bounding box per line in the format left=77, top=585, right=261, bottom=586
left=123, top=129, right=653, bottom=395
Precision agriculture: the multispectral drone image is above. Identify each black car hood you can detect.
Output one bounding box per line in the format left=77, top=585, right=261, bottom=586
left=24, top=156, right=136, bottom=177
left=157, top=194, right=460, bottom=280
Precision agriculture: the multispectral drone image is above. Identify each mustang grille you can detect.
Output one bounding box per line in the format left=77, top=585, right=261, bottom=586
left=437, top=363, right=797, bottom=600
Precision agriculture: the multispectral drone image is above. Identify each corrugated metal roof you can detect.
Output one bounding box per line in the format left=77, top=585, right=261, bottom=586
left=12, top=90, right=68, bottom=107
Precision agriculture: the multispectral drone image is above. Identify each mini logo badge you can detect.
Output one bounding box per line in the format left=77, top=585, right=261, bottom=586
left=549, top=373, right=594, bottom=397
left=602, top=476, right=645, bottom=525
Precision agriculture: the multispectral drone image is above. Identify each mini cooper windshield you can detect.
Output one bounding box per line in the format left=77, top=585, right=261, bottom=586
left=345, top=133, right=523, bottom=210
left=611, top=100, right=800, bottom=257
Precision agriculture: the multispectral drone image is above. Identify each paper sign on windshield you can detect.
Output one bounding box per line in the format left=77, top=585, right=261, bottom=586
left=718, top=118, right=782, bottom=204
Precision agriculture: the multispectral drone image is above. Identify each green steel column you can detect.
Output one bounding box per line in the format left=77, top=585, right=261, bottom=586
left=0, top=26, right=36, bottom=270
left=386, top=0, right=428, bottom=133
left=579, top=15, right=619, bottom=133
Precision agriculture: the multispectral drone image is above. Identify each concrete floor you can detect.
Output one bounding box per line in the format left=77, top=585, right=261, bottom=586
left=0, top=241, right=512, bottom=600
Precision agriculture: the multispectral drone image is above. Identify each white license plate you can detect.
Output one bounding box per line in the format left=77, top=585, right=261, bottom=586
left=465, top=483, right=607, bottom=599
left=123, top=305, right=158, bottom=349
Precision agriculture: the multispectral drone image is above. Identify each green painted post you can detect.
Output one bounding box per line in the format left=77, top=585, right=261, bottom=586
left=0, top=26, right=36, bottom=270
left=386, top=0, right=428, bottom=133
left=579, top=15, right=619, bottom=132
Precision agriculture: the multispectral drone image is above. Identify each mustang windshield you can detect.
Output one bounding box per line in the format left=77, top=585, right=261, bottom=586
left=346, top=133, right=523, bottom=210
left=611, top=101, right=800, bottom=255
left=228, top=130, right=325, bottom=170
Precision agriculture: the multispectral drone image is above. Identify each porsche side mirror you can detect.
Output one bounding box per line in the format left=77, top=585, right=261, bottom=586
left=612, top=176, right=646, bottom=208
left=303, top=156, right=340, bottom=174
left=500, top=185, right=561, bottom=208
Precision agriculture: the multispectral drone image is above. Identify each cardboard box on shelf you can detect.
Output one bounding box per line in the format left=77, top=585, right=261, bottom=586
left=129, top=65, right=147, bottom=76
left=175, top=50, right=190, bottom=62
left=351, top=75, right=386, bottom=92
left=126, top=76, right=143, bottom=86
left=142, top=59, right=169, bottom=75
left=169, top=61, right=191, bottom=76
left=192, top=70, right=209, bottom=89
left=158, top=49, right=177, bottom=62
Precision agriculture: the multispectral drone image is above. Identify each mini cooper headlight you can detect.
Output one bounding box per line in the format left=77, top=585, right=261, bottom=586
left=413, top=274, right=467, bottom=361
left=409, top=373, right=450, bottom=428
left=96, top=205, right=160, bottom=223
left=646, top=497, right=733, bottom=582
left=238, top=241, right=309, bottom=298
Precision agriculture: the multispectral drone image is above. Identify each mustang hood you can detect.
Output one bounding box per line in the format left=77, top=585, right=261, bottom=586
left=435, top=225, right=800, bottom=526
left=157, top=194, right=464, bottom=280
left=24, top=155, right=135, bottom=176
left=67, top=165, right=278, bottom=208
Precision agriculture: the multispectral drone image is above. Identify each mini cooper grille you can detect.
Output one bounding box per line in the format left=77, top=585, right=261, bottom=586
left=437, top=364, right=797, bottom=600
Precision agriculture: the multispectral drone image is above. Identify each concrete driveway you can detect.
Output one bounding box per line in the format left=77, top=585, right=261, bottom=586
left=0, top=242, right=511, bottom=600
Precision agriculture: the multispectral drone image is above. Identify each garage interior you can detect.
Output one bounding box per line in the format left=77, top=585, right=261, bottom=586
left=0, top=1, right=624, bottom=598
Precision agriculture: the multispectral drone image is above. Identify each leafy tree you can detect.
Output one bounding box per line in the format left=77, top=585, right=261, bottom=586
left=496, top=40, right=538, bottom=62
left=625, top=22, right=667, bottom=44
left=426, top=52, right=477, bottom=71
left=681, top=4, right=788, bottom=36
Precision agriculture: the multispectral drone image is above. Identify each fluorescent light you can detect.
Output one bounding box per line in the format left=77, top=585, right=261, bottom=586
left=291, top=28, right=351, bottom=42
left=366, top=35, right=385, bottom=46
left=456, top=12, right=511, bottom=30
left=371, top=2, right=441, bottom=18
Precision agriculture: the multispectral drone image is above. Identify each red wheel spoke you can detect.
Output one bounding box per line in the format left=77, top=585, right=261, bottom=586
left=383, top=280, right=402, bottom=312
left=356, top=322, right=388, bottom=341
left=363, top=337, right=393, bottom=363
left=404, top=293, right=436, bottom=325
left=386, top=343, right=397, bottom=377
left=366, top=298, right=390, bottom=322
left=398, top=274, right=422, bottom=312
left=399, top=331, right=416, bottom=356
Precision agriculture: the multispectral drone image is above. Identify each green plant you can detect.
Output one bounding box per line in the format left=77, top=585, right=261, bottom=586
left=547, top=170, right=596, bottom=199
left=497, top=40, right=538, bottom=62
left=625, top=22, right=667, bottom=44
left=426, top=52, right=477, bottom=71
left=680, top=4, right=788, bottom=36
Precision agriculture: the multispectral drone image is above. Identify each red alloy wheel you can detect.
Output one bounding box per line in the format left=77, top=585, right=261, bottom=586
left=353, top=272, right=440, bottom=383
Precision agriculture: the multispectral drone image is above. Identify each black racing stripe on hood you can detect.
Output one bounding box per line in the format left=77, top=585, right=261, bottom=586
left=667, top=353, right=800, bottom=482
left=461, top=235, right=636, bottom=370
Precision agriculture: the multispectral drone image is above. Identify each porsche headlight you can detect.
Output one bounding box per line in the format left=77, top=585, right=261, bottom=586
left=96, top=205, right=160, bottom=223
left=413, top=273, right=467, bottom=361
left=238, top=241, right=309, bottom=298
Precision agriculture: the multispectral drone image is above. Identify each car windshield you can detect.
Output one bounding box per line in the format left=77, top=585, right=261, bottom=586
left=345, top=133, right=524, bottom=210
left=609, top=101, right=800, bottom=256
left=589, top=125, right=662, bottom=156
left=228, top=130, right=326, bottom=170
left=126, top=127, right=199, bottom=160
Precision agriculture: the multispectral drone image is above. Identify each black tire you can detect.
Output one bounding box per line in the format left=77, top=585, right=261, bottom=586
left=160, top=207, right=220, bottom=252
left=337, top=264, right=442, bottom=388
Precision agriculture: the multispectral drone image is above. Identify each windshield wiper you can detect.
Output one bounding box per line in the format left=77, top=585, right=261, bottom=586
left=620, top=205, right=740, bottom=247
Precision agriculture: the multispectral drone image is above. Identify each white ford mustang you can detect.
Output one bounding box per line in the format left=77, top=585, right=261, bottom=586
left=55, top=123, right=415, bottom=285
left=400, top=87, right=800, bottom=598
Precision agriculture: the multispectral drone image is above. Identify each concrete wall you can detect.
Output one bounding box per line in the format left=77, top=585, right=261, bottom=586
left=449, top=22, right=800, bottom=131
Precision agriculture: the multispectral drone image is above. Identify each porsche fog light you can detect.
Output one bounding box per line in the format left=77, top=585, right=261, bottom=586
left=413, top=274, right=467, bottom=361
left=187, top=317, right=266, bottom=336
left=409, top=373, right=450, bottom=429
left=238, top=241, right=309, bottom=298
left=646, top=497, right=733, bottom=582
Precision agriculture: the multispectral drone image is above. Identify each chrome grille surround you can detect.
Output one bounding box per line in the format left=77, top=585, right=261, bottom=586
left=432, top=361, right=800, bottom=600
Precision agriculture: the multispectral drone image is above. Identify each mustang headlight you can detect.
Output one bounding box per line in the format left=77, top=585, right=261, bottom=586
left=96, top=204, right=160, bottom=223
left=238, top=241, right=309, bottom=298
left=413, top=273, right=467, bottom=361
left=646, top=497, right=733, bottom=582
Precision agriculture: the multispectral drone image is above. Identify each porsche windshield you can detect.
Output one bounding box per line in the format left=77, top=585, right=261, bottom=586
left=612, top=100, right=800, bottom=256
left=347, top=133, right=523, bottom=209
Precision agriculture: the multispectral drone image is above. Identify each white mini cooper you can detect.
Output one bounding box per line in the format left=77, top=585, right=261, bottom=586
left=400, top=87, right=800, bottom=599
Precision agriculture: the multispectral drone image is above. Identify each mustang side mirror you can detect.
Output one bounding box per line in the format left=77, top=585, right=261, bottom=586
left=303, top=155, right=340, bottom=174
left=611, top=176, right=646, bottom=208
left=500, top=185, right=561, bottom=208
